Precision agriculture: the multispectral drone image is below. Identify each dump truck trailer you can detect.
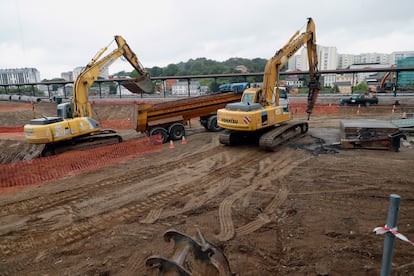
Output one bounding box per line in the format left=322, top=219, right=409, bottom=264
left=135, top=91, right=242, bottom=143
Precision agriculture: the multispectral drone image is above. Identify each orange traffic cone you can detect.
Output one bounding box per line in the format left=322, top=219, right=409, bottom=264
left=392, top=104, right=396, bottom=114
left=181, top=136, right=187, bottom=145
left=402, top=112, right=407, bottom=119
left=169, top=140, right=175, bottom=149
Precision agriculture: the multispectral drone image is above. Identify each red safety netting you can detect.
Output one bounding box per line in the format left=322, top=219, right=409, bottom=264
left=0, top=126, right=24, bottom=133
left=0, top=136, right=162, bottom=195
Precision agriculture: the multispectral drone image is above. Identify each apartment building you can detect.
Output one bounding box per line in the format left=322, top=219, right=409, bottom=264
left=294, top=46, right=338, bottom=87
left=0, top=68, right=40, bottom=85
left=290, top=48, right=413, bottom=90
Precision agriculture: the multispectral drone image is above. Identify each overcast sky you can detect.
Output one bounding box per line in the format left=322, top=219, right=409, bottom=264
left=1, top=0, right=413, bottom=79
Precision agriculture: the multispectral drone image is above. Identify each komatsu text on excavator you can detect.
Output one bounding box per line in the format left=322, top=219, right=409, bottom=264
left=217, top=18, right=320, bottom=151
left=24, top=36, right=152, bottom=156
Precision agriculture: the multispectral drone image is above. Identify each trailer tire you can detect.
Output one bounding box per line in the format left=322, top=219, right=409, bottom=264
left=200, top=116, right=208, bottom=130
left=207, top=116, right=222, bottom=132
left=168, top=123, right=186, bottom=141
left=150, top=127, right=169, bottom=144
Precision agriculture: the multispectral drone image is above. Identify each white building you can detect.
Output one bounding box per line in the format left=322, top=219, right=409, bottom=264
left=296, top=45, right=338, bottom=87
left=288, top=55, right=300, bottom=71
left=61, top=71, right=73, bottom=82
left=72, top=66, right=110, bottom=81
left=0, top=68, right=40, bottom=84
left=72, top=67, right=85, bottom=81
left=354, top=53, right=389, bottom=65
left=171, top=81, right=201, bottom=96
left=297, top=45, right=338, bottom=71
left=338, top=54, right=355, bottom=69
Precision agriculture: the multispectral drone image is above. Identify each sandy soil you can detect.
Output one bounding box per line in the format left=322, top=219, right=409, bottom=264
left=0, top=99, right=414, bottom=275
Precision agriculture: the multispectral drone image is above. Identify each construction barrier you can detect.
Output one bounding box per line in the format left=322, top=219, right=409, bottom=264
left=0, top=136, right=163, bottom=195
left=290, top=103, right=340, bottom=115
left=0, top=126, right=24, bottom=133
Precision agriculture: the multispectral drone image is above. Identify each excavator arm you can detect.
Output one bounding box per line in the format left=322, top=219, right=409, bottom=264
left=260, top=18, right=319, bottom=118
left=73, top=35, right=152, bottom=118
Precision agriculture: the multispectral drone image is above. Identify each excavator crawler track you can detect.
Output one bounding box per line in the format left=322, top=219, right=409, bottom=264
left=41, top=129, right=123, bottom=157
left=219, top=122, right=308, bottom=151
left=219, top=129, right=262, bottom=146
left=259, top=122, right=308, bottom=151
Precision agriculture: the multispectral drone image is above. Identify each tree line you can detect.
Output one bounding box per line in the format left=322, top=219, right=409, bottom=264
left=127, top=57, right=269, bottom=92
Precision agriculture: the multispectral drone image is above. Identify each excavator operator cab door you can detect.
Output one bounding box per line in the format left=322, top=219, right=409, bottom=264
left=57, top=102, right=74, bottom=119
left=276, top=87, right=289, bottom=112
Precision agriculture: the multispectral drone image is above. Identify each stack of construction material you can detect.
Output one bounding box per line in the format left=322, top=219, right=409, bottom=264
left=340, top=119, right=402, bottom=151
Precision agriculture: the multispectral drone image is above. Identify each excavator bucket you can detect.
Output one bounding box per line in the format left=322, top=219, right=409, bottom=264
left=122, top=75, right=153, bottom=94
left=146, top=229, right=232, bottom=275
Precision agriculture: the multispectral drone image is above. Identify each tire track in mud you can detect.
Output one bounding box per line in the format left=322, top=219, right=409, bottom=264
left=159, top=176, right=231, bottom=221
left=215, top=187, right=251, bottom=241
left=139, top=208, right=163, bottom=224
left=236, top=187, right=289, bottom=236
left=0, top=148, right=264, bottom=258
left=216, top=151, right=310, bottom=241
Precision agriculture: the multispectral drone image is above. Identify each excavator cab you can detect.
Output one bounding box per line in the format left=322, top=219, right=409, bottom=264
left=225, top=88, right=262, bottom=112
left=57, top=102, right=74, bottom=119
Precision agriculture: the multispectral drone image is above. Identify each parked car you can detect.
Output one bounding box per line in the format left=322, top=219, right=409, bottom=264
left=339, top=92, right=379, bottom=106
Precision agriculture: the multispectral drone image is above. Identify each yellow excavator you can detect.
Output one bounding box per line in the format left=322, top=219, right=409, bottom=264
left=217, top=17, right=320, bottom=151
left=24, top=35, right=152, bottom=156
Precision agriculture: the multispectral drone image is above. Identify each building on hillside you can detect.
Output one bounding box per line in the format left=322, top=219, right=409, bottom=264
left=234, top=65, right=248, bottom=73
left=164, top=79, right=178, bottom=91
left=0, top=68, right=40, bottom=85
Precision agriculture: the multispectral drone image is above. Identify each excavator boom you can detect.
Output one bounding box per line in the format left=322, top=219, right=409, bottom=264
left=73, top=36, right=152, bottom=118
left=261, top=18, right=319, bottom=117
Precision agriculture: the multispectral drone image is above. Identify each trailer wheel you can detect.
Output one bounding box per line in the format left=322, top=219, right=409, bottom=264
left=150, top=127, right=169, bottom=144
left=168, top=123, right=186, bottom=141
left=200, top=116, right=209, bottom=130
left=207, top=115, right=222, bottom=132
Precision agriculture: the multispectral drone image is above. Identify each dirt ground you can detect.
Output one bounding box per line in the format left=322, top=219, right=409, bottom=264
left=1, top=98, right=414, bottom=275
